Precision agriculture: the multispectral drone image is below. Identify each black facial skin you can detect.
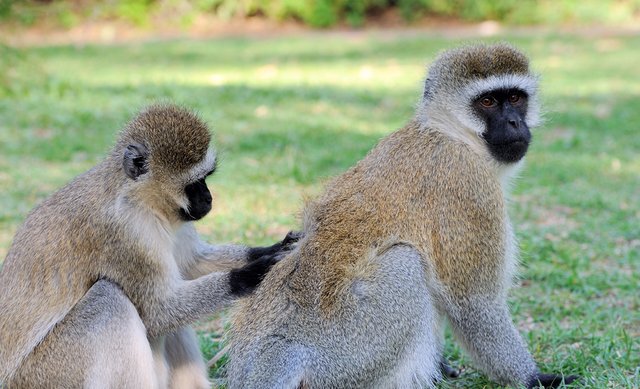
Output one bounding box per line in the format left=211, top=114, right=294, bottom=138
left=179, top=177, right=213, bottom=221
left=473, top=88, right=531, bottom=163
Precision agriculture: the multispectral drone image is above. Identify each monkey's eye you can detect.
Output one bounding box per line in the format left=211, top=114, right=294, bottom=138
left=509, top=94, right=521, bottom=104
left=480, top=96, right=496, bottom=108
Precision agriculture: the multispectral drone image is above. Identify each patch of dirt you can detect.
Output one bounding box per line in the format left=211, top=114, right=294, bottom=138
left=2, top=11, right=640, bottom=47
left=539, top=127, right=577, bottom=145
left=515, top=194, right=580, bottom=233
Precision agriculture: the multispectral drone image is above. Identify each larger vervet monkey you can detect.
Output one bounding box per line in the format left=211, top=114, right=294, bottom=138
left=0, top=104, right=296, bottom=388
left=228, top=44, right=579, bottom=388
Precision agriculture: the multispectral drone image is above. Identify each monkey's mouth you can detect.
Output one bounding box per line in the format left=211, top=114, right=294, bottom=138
left=500, top=140, right=528, bottom=150
left=486, top=137, right=529, bottom=147
left=487, top=140, right=530, bottom=163
left=179, top=204, right=212, bottom=221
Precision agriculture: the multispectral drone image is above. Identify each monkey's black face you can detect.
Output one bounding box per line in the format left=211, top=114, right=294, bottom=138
left=179, top=178, right=212, bottom=221
left=473, top=88, right=531, bottom=163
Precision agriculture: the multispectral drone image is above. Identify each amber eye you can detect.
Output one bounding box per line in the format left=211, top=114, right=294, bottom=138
left=509, top=94, right=521, bottom=104
left=480, top=97, right=495, bottom=108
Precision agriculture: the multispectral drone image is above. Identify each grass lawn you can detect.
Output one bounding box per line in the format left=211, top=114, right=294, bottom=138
left=1, top=29, right=638, bottom=387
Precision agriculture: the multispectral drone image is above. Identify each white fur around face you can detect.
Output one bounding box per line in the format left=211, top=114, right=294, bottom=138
left=179, top=148, right=217, bottom=185
left=464, top=74, right=538, bottom=103
left=463, top=73, right=542, bottom=132
left=112, top=196, right=177, bottom=273
left=420, top=73, right=541, bottom=140
left=418, top=72, right=542, bottom=182
left=174, top=147, right=217, bottom=218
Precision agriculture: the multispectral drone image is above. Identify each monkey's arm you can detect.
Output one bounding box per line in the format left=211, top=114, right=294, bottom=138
left=138, top=255, right=276, bottom=338
left=445, top=298, right=578, bottom=388
left=445, top=297, right=537, bottom=386
left=184, top=244, right=251, bottom=276
left=181, top=231, right=301, bottom=278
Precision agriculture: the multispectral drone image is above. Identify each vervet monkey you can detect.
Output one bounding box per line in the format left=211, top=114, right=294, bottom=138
left=0, top=104, right=296, bottom=388
left=228, top=44, right=579, bottom=388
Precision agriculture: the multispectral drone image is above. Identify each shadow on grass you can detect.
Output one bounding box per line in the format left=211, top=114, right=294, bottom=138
left=1, top=81, right=411, bottom=181
left=30, top=36, right=451, bottom=68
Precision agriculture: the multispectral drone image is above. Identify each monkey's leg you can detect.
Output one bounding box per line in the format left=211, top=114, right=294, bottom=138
left=11, top=280, right=157, bottom=389
left=229, top=244, right=441, bottom=389
left=451, top=302, right=580, bottom=388
left=232, top=343, right=309, bottom=389
left=345, top=243, right=442, bottom=388
left=164, top=327, right=210, bottom=389
left=445, top=298, right=538, bottom=387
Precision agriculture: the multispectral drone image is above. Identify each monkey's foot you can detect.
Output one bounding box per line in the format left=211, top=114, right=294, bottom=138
left=527, top=373, right=581, bottom=388
left=440, top=359, right=460, bottom=379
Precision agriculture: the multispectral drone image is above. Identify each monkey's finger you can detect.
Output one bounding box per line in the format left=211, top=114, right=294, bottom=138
left=282, top=231, right=303, bottom=245
left=256, top=253, right=285, bottom=264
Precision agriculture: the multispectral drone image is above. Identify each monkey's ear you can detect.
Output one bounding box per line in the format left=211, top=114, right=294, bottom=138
left=123, top=142, right=149, bottom=180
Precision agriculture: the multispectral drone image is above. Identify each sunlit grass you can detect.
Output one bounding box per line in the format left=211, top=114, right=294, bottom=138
left=0, top=30, right=638, bottom=387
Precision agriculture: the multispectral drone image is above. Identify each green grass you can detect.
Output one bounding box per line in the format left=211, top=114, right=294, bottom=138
left=1, top=31, right=638, bottom=387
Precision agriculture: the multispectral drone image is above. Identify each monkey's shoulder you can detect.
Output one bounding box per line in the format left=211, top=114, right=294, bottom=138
left=421, top=130, right=503, bottom=195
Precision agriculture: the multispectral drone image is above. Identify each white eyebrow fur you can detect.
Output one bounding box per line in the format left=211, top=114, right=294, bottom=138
left=463, top=73, right=542, bottom=130
left=180, top=148, right=217, bottom=183
left=464, top=73, right=538, bottom=101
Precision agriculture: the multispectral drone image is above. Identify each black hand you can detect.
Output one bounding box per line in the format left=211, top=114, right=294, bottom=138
left=527, top=373, right=581, bottom=388
left=247, top=231, right=303, bottom=262
left=281, top=231, right=303, bottom=246
left=229, top=255, right=278, bottom=297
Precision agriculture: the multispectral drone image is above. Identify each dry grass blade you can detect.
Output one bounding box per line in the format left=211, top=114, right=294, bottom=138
left=207, top=344, right=230, bottom=368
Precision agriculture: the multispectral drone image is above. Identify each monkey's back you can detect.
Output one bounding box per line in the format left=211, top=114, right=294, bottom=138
left=231, top=120, right=508, bottom=385
left=303, top=121, right=505, bottom=308
left=235, top=120, right=507, bottom=315
left=0, top=161, right=127, bottom=381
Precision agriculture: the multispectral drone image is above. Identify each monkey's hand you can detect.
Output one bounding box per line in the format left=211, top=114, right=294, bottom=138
left=247, top=231, right=303, bottom=262
left=440, top=358, right=460, bottom=379
left=229, top=254, right=279, bottom=297
left=527, top=373, right=581, bottom=388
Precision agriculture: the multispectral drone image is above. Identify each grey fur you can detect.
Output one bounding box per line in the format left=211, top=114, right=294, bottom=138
left=10, top=280, right=158, bottom=388
left=0, top=105, right=255, bottom=387
left=229, top=244, right=441, bottom=389
left=228, top=44, right=575, bottom=389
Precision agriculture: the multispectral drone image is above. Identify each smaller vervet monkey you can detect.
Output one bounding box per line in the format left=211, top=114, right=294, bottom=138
left=0, top=104, right=297, bottom=388
left=228, top=44, right=579, bottom=388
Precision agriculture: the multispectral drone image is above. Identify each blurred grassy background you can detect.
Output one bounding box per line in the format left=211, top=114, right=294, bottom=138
left=2, top=0, right=640, bottom=28
left=0, top=28, right=639, bottom=387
